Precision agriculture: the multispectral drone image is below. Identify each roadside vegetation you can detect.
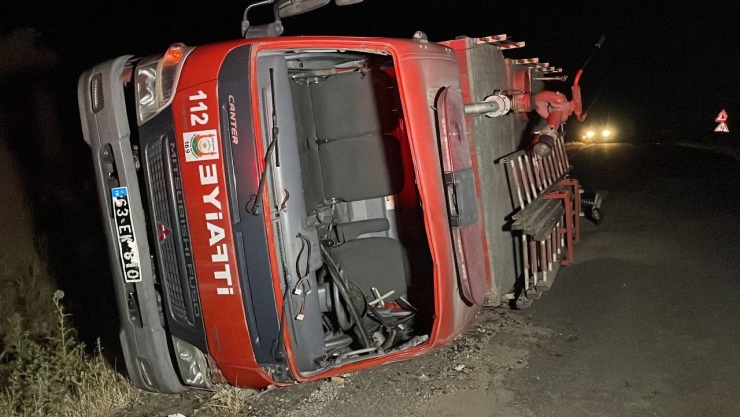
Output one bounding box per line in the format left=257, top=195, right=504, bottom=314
left=0, top=260, right=142, bottom=417
left=0, top=259, right=256, bottom=417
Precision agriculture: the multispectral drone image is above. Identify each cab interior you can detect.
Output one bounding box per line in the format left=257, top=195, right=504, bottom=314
left=255, top=48, right=435, bottom=374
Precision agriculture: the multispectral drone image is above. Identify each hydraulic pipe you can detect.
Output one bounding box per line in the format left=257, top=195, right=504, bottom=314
left=464, top=94, right=511, bottom=118
left=464, top=101, right=501, bottom=115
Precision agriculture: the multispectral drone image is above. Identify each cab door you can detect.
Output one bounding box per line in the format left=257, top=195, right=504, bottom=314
left=436, top=87, right=487, bottom=306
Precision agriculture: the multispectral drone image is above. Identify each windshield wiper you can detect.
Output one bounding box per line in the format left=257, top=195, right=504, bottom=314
left=249, top=67, right=280, bottom=215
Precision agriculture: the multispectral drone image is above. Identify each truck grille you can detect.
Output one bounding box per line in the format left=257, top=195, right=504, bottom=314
left=146, top=137, right=190, bottom=324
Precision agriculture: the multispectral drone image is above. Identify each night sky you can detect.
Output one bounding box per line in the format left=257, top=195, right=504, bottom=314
left=2, top=0, right=739, bottom=140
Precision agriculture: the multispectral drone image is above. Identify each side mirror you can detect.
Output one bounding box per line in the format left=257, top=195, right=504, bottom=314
left=242, top=0, right=364, bottom=38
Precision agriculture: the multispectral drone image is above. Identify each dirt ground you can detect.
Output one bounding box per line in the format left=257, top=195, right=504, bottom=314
left=239, top=308, right=550, bottom=417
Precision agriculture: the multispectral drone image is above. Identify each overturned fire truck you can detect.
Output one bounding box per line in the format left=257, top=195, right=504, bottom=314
left=77, top=0, right=589, bottom=393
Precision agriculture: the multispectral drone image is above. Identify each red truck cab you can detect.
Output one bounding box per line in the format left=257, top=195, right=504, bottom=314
left=78, top=35, right=490, bottom=392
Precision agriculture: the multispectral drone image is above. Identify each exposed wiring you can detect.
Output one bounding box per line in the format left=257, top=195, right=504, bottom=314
left=294, top=276, right=312, bottom=295
left=271, top=225, right=298, bottom=359
left=295, top=296, right=306, bottom=321
left=294, top=234, right=312, bottom=279
left=293, top=234, right=313, bottom=296
left=279, top=188, right=290, bottom=212
left=271, top=283, right=290, bottom=361
left=320, top=245, right=373, bottom=348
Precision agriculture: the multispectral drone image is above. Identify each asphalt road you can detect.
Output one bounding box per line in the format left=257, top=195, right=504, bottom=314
left=510, top=143, right=740, bottom=417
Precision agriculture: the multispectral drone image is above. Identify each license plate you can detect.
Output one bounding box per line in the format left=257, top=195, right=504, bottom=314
left=111, top=187, right=142, bottom=283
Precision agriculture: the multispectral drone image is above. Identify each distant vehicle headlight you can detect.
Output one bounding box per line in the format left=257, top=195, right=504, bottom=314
left=602, top=129, right=611, bottom=138
left=586, top=130, right=595, bottom=138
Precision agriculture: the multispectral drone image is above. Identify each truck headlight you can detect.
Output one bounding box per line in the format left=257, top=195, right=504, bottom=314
left=135, top=43, right=190, bottom=125
left=173, top=337, right=212, bottom=389
left=136, top=64, right=157, bottom=109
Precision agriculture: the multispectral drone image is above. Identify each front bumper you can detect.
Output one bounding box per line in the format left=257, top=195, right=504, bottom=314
left=77, top=56, right=185, bottom=393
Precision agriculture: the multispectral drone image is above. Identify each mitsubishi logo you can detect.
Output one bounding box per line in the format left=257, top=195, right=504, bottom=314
left=157, top=222, right=172, bottom=243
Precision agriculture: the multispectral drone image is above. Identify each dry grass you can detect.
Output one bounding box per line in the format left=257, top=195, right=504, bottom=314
left=194, top=385, right=257, bottom=417
left=0, top=262, right=143, bottom=417
left=0, top=259, right=259, bottom=417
